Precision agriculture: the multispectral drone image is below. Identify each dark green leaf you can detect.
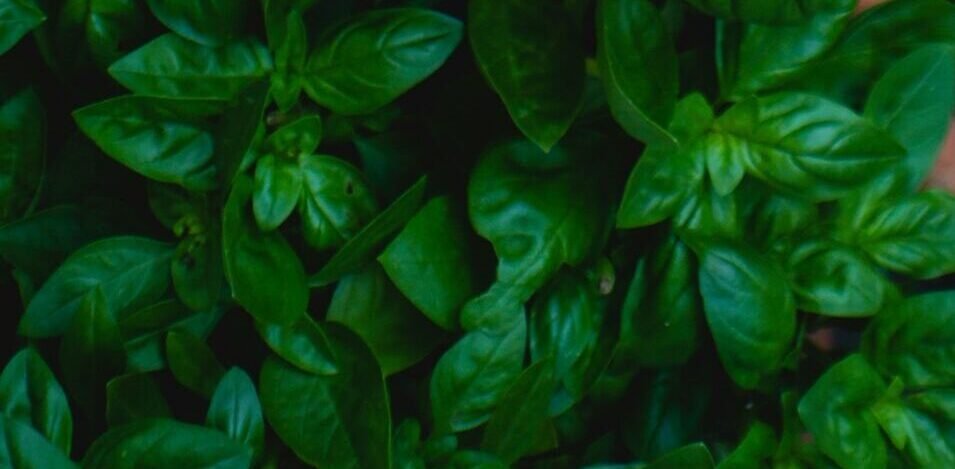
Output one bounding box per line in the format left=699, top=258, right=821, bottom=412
left=309, top=176, right=427, bottom=286
left=0, top=88, right=44, bottom=223
left=596, top=0, right=678, bottom=146
left=145, top=0, right=249, bottom=46
left=82, top=418, right=252, bottom=468
left=206, top=368, right=264, bottom=460
left=798, top=354, right=887, bottom=469
left=0, top=415, right=75, bottom=469
left=789, top=240, right=890, bottom=317
left=73, top=96, right=224, bottom=191
left=118, top=300, right=223, bottom=373
left=260, top=323, right=390, bottom=469
left=481, top=359, right=556, bottom=463
left=105, top=373, right=171, bottom=427
left=109, top=33, right=272, bottom=100
left=252, top=154, right=302, bottom=231
left=378, top=196, right=477, bottom=330
left=304, top=8, right=462, bottom=115
left=299, top=155, right=379, bottom=251
left=469, top=0, right=584, bottom=151
left=222, top=174, right=308, bottom=325
left=254, top=315, right=339, bottom=376
left=327, top=264, right=445, bottom=375
left=0, top=0, right=45, bottom=55
left=19, top=236, right=173, bottom=338
left=165, top=330, right=225, bottom=398
left=698, top=242, right=795, bottom=389
left=0, top=348, right=72, bottom=454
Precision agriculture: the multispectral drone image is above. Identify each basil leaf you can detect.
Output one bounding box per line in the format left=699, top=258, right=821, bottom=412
left=789, top=241, right=890, bottom=317
left=0, top=348, right=72, bottom=454
left=165, top=330, right=225, bottom=398
left=254, top=315, right=339, bottom=376
left=206, top=368, right=264, bottom=461
left=0, top=415, right=75, bottom=469
left=304, top=8, right=461, bottom=115
left=469, top=0, right=584, bottom=151
left=480, top=359, right=556, bottom=463
left=618, top=235, right=700, bottom=368
left=864, top=45, right=955, bottom=192
left=0, top=0, right=45, bottom=55
left=263, top=115, right=322, bottom=158
left=685, top=0, right=825, bottom=23
left=106, top=373, right=171, bottom=427
left=798, top=354, right=888, bottom=469
left=723, top=0, right=854, bottom=99
left=596, top=0, right=678, bottom=146
left=222, top=174, right=308, bottom=326
left=0, top=88, right=44, bottom=223
left=529, top=269, right=607, bottom=414
left=19, top=236, right=173, bottom=338
left=109, top=34, right=272, bottom=100
left=430, top=306, right=526, bottom=433
left=73, top=96, right=224, bottom=191
left=145, top=0, right=249, bottom=46
left=378, top=196, right=477, bottom=330
left=299, top=155, right=379, bottom=251
left=698, top=242, right=795, bottom=389
left=468, top=139, right=611, bottom=306
left=252, top=154, right=302, bottom=231
left=865, top=291, right=955, bottom=389
left=309, top=176, right=427, bottom=286
left=327, top=264, right=445, bottom=375
left=260, top=323, right=390, bottom=469
left=713, top=92, right=904, bottom=201
left=118, top=300, right=223, bottom=373
left=82, top=418, right=252, bottom=468
left=59, top=288, right=126, bottom=421
left=856, top=191, right=955, bottom=279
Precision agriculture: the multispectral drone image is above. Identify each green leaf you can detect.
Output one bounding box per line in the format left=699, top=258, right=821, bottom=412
left=873, top=387, right=955, bottom=467
left=717, top=422, right=777, bottom=469
left=865, top=291, right=955, bottom=389
left=723, top=0, right=854, bottom=99
left=798, top=354, right=887, bottom=469
left=327, top=264, right=445, bottom=375
left=165, top=330, right=225, bottom=398
left=252, top=154, right=302, bottom=231
left=222, top=174, right=308, bottom=325
left=622, top=368, right=709, bottom=460
left=263, top=115, right=322, bottom=158
left=378, top=196, right=477, bottom=330
left=596, top=0, right=678, bottom=146
left=530, top=269, right=608, bottom=414
left=855, top=191, right=955, bottom=279
left=0, top=88, right=44, bottom=223
left=0, top=414, right=76, bottom=469
left=430, top=305, right=526, bottom=433
left=0, top=205, right=116, bottom=281
left=304, top=8, right=462, bottom=115
left=864, top=45, right=955, bottom=192
left=206, top=368, right=264, bottom=460
left=0, top=0, right=45, bottom=55
left=59, top=288, right=126, bottom=421
left=698, top=242, right=795, bottom=389
left=260, top=323, right=390, bottom=469
left=82, top=418, right=252, bottom=468
left=145, top=0, right=249, bottom=46
left=55, top=0, right=146, bottom=67
left=106, top=373, right=171, bottom=427
left=215, top=82, right=269, bottom=189
left=268, top=6, right=307, bottom=111
left=616, top=94, right=713, bottom=228
left=713, top=92, right=904, bottom=201
left=73, top=95, right=224, bottom=191
left=789, top=240, right=890, bottom=317
left=19, top=236, right=173, bottom=338
left=645, top=443, right=715, bottom=469
left=118, top=300, right=223, bottom=373
left=469, top=0, right=584, bottom=151
left=481, top=359, right=556, bottom=463
left=171, top=227, right=224, bottom=312
left=0, top=348, right=72, bottom=454
left=618, top=235, right=700, bottom=368
left=254, top=315, right=339, bottom=376
left=299, top=155, right=379, bottom=251
left=108, top=33, right=272, bottom=100
left=685, top=0, right=825, bottom=23
left=309, top=176, right=427, bottom=286
left=468, top=139, right=611, bottom=306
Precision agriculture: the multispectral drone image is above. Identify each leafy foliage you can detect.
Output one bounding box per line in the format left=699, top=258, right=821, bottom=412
left=1, top=0, right=954, bottom=467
